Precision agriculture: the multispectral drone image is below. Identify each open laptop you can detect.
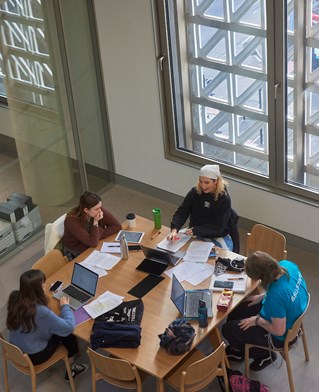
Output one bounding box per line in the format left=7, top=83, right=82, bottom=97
left=136, top=246, right=183, bottom=276
left=53, top=263, right=99, bottom=310
left=170, top=274, right=213, bottom=318
left=141, top=245, right=183, bottom=266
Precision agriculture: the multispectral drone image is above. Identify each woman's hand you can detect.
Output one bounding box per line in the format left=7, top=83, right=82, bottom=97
left=167, top=229, right=178, bottom=241
left=60, top=296, right=70, bottom=306
left=238, top=316, right=257, bottom=331
left=93, top=210, right=103, bottom=226
left=185, top=227, right=193, bottom=236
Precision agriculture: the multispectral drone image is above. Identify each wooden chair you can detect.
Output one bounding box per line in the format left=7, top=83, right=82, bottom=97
left=0, top=333, right=75, bottom=392
left=87, top=347, right=146, bottom=392
left=244, top=293, right=310, bottom=392
left=164, top=342, right=229, bottom=392
left=246, top=223, right=288, bottom=261
left=31, top=249, right=68, bottom=278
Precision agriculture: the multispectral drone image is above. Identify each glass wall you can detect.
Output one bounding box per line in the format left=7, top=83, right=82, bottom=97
left=0, top=0, right=114, bottom=227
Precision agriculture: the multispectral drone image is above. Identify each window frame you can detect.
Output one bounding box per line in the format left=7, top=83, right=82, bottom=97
left=154, top=0, right=319, bottom=205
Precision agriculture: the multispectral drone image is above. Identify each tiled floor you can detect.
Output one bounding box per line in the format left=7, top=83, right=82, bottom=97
left=0, top=185, right=318, bottom=391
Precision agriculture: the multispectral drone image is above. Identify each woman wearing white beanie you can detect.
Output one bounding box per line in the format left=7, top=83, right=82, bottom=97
left=168, top=164, right=237, bottom=251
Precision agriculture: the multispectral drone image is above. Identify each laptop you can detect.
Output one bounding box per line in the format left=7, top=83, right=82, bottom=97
left=141, top=245, right=183, bottom=266
left=170, top=274, right=213, bottom=318
left=53, top=263, right=99, bottom=310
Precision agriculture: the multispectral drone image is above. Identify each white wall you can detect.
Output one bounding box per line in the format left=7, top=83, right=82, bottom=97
left=94, top=0, right=319, bottom=244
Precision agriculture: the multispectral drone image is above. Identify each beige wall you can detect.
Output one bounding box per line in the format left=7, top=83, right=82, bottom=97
left=94, top=0, right=319, bottom=243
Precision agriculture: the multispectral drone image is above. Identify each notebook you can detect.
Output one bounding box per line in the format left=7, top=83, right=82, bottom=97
left=210, top=272, right=247, bottom=293
left=170, top=274, right=213, bottom=318
left=53, top=263, right=99, bottom=310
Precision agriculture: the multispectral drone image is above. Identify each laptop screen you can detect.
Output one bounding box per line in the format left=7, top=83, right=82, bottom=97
left=71, top=263, right=99, bottom=296
left=141, top=245, right=171, bottom=263
left=170, top=274, right=185, bottom=315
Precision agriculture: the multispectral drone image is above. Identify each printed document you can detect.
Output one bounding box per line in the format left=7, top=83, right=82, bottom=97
left=183, top=241, right=214, bottom=263
left=157, top=233, right=191, bottom=253
left=83, top=291, right=124, bottom=319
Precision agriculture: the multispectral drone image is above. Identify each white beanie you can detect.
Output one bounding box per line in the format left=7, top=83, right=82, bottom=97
left=199, top=164, right=220, bottom=179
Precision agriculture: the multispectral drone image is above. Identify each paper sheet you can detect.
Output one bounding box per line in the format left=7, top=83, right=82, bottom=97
left=100, top=241, right=121, bottom=254
left=82, top=250, right=121, bottom=270
left=183, top=241, right=214, bottom=263
left=157, top=233, right=191, bottom=253
left=83, top=291, right=124, bottom=319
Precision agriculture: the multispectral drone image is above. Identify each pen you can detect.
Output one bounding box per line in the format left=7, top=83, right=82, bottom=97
left=151, top=231, right=161, bottom=240
left=108, top=245, right=120, bottom=247
left=228, top=277, right=244, bottom=280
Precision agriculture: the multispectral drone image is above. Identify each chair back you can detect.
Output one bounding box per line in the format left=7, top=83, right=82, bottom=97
left=87, top=347, right=143, bottom=390
left=246, top=223, right=287, bottom=261
left=31, top=249, right=68, bottom=278
left=181, top=342, right=227, bottom=391
left=285, top=293, right=310, bottom=346
left=44, top=213, right=66, bottom=254
left=0, top=334, right=33, bottom=373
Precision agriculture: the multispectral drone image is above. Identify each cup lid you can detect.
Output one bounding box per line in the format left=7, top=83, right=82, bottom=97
left=126, top=213, right=135, bottom=219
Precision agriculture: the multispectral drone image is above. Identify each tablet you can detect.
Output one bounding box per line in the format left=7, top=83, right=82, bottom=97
left=115, top=230, right=145, bottom=243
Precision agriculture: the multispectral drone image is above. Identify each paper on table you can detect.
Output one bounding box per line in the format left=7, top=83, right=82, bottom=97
left=100, top=241, right=121, bottom=254
left=210, top=272, right=248, bottom=293
left=79, top=261, right=107, bottom=277
left=183, top=241, right=214, bottom=263
left=187, top=264, right=214, bottom=285
left=82, top=250, right=121, bottom=270
left=83, top=291, right=124, bottom=319
left=157, top=233, right=191, bottom=253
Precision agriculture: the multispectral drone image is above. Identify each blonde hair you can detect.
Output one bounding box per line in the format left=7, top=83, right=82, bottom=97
left=196, top=175, right=228, bottom=201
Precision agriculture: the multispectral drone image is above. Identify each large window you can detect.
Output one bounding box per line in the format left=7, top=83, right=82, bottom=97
left=158, top=0, right=319, bottom=201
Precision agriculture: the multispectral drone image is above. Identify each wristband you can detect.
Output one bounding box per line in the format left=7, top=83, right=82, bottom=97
left=255, top=314, right=261, bottom=326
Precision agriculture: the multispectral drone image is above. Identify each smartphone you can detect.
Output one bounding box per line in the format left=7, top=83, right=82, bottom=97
left=49, top=280, right=63, bottom=292
left=128, top=245, right=142, bottom=251
left=213, top=280, right=234, bottom=289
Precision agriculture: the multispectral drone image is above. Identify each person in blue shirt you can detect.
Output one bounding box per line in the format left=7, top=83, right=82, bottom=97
left=6, top=269, right=88, bottom=382
left=168, top=164, right=238, bottom=251
left=222, top=251, right=308, bottom=371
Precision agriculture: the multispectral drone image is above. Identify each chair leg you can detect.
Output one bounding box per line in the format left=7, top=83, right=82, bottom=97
left=301, top=325, right=310, bottom=361
left=244, top=344, right=250, bottom=377
left=64, top=358, right=76, bottom=392
left=2, top=355, right=9, bottom=392
left=30, top=372, right=37, bottom=392
left=284, top=351, right=295, bottom=392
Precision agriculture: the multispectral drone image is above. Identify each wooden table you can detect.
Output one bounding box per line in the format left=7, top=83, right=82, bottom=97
left=45, top=216, right=256, bottom=392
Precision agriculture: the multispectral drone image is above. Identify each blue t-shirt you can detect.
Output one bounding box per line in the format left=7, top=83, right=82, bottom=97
left=260, top=260, right=308, bottom=341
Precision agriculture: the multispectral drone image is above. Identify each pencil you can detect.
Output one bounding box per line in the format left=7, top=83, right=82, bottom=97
left=151, top=231, right=161, bottom=239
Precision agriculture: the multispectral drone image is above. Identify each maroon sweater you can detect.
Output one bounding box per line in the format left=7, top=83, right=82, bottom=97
left=61, top=207, right=122, bottom=253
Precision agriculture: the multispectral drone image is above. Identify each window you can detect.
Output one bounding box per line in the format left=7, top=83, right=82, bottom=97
left=157, top=0, right=319, bottom=201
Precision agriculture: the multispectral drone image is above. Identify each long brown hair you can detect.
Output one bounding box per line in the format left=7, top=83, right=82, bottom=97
left=68, top=191, right=102, bottom=224
left=245, top=251, right=288, bottom=289
left=6, top=269, right=48, bottom=332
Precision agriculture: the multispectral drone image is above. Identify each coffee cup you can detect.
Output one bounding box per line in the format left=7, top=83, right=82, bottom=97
left=126, top=213, right=136, bottom=229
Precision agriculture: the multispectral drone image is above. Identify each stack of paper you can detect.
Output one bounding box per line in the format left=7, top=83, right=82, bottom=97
left=183, top=241, right=213, bottom=263
left=157, top=233, right=191, bottom=253
left=210, top=272, right=248, bottom=293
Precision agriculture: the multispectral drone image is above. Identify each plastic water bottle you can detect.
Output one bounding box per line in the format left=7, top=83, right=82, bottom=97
left=120, top=233, right=129, bottom=260
left=198, top=300, right=208, bottom=328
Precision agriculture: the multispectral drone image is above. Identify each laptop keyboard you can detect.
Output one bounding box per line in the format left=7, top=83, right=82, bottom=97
left=186, top=292, right=202, bottom=316
left=63, top=285, right=91, bottom=303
